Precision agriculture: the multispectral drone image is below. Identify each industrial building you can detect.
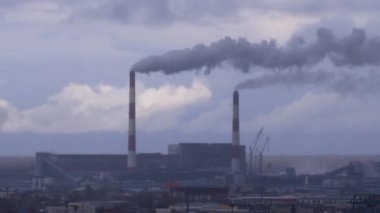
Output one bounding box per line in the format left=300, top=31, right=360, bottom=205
left=35, top=152, right=176, bottom=178
left=168, top=143, right=245, bottom=172
left=35, top=142, right=246, bottom=181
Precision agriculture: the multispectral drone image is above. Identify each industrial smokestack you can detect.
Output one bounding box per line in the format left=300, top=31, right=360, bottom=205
left=128, top=70, right=137, bottom=168
left=231, top=91, right=240, bottom=174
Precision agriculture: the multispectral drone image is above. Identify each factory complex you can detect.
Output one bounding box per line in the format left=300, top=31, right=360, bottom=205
left=1, top=71, right=380, bottom=212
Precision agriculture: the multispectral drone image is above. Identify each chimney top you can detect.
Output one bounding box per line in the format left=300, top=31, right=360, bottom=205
left=233, top=91, right=239, bottom=105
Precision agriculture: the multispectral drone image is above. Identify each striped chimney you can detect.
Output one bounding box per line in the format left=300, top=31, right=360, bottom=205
left=231, top=90, right=240, bottom=174
left=128, top=70, right=137, bottom=168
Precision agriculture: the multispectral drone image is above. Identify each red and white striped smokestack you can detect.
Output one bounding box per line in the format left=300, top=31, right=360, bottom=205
left=128, top=70, right=137, bottom=168
left=231, top=90, right=240, bottom=174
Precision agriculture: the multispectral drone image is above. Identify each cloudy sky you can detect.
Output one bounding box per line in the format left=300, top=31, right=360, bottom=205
left=1, top=0, right=380, bottom=155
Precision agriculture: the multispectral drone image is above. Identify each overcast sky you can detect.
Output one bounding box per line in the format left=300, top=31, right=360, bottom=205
left=1, top=0, right=380, bottom=155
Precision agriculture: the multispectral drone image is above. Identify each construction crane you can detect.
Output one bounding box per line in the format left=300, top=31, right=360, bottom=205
left=257, top=137, right=269, bottom=175
left=249, top=127, right=264, bottom=176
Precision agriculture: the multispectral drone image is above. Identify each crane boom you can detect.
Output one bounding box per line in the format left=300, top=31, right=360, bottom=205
left=250, top=127, right=264, bottom=176
left=252, top=127, right=264, bottom=151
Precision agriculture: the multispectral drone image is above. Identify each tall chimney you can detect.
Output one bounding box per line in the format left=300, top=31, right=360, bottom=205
left=128, top=70, right=137, bottom=168
left=231, top=91, right=240, bottom=174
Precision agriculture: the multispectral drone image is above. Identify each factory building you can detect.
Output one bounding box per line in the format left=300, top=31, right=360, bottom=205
left=168, top=143, right=246, bottom=172
left=35, top=152, right=180, bottom=179
left=35, top=143, right=246, bottom=180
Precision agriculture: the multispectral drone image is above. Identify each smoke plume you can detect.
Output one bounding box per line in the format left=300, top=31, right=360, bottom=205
left=236, top=69, right=380, bottom=93
left=235, top=70, right=331, bottom=89
left=132, top=28, right=380, bottom=74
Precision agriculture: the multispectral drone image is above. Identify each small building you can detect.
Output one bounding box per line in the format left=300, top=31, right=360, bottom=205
left=46, top=202, right=96, bottom=213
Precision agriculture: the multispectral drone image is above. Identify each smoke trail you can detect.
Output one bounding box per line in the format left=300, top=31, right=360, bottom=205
left=236, top=69, right=380, bottom=93
left=132, top=28, right=380, bottom=74
left=236, top=70, right=333, bottom=90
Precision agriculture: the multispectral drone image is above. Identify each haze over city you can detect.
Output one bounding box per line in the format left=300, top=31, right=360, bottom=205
left=0, top=0, right=380, bottom=156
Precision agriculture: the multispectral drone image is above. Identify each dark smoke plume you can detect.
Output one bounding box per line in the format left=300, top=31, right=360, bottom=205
left=236, top=69, right=380, bottom=93
left=236, top=70, right=333, bottom=90
left=132, top=28, right=380, bottom=74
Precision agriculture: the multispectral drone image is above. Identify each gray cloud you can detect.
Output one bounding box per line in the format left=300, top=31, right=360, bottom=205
left=79, top=0, right=174, bottom=25
left=1, top=0, right=380, bottom=27
left=0, top=106, right=8, bottom=130
left=253, top=0, right=380, bottom=15
left=72, top=0, right=380, bottom=25
left=132, top=28, right=380, bottom=74
left=0, top=0, right=27, bottom=8
left=75, top=0, right=246, bottom=25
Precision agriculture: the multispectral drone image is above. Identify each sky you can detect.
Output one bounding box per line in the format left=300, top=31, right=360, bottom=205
left=1, top=0, right=380, bottom=155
